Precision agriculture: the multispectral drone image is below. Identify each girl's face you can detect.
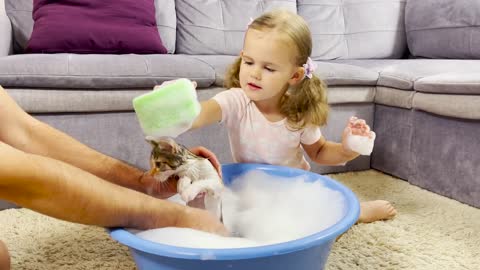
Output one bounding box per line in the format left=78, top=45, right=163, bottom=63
left=239, top=29, right=303, bottom=110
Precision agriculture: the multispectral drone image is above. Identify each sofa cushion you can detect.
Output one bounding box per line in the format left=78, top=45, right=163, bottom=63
left=175, top=0, right=296, bottom=55
left=26, top=0, right=167, bottom=54
left=413, top=93, right=480, bottom=120
left=4, top=0, right=31, bottom=54
left=415, top=73, right=480, bottom=95
left=8, top=86, right=238, bottom=113
left=7, top=85, right=374, bottom=113
left=5, top=0, right=177, bottom=53
left=406, top=0, right=480, bottom=59
left=189, top=55, right=238, bottom=87
left=327, top=86, right=375, bottom=104
left=191, top=56, right=380, bottom=87
left=375, top=86, right=414, bottom=109
left=0, top=54, right=215, bottom=89
left=298, top=0, right=407, bottom=60
left=6, top=88, right=149, bottom=113
left=314, top=61, right=379, bottom=86
left=327, top=59, right=407, bottom=73
left=195, top=85, right=375, bottom=106
left=371, top=105, right=413, bottom=181
left=410, top=110, right=480, bottom=207
left=377, top=60, right=480, bottom=90
left=153, top=0, right=176, bottom=54
left=0, top=10, right=12, bottom=56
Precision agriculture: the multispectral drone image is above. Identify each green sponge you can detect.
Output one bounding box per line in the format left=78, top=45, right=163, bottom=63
left=133, top=79, right=201, bottom=139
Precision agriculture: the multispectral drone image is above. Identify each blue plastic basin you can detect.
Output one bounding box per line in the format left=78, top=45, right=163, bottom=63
left=109, top=163, right=360, bottom=270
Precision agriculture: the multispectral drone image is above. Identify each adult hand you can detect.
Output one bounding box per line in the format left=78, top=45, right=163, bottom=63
left=140, top=173, right=179, bottom=199
left=176, top=206, right=228, bottom=236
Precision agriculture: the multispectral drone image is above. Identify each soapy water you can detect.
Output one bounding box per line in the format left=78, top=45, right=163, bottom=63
left=136, top=170, right=346, bottom=249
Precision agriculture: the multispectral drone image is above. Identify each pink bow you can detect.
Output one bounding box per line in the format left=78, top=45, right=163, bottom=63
left=302, top=57, right=317, bottom=79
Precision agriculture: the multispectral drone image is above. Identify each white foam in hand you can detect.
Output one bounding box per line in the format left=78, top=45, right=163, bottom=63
left=345, top=132, right=376, bottom=155
left=343, top=116, right=376, bottom=156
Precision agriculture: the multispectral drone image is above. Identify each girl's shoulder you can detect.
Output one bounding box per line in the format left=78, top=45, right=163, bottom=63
left=299, top=125, right=322, bottom=144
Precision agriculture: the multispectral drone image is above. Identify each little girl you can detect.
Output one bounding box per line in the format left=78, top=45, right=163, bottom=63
left=191, top=10, right=396, bottom=223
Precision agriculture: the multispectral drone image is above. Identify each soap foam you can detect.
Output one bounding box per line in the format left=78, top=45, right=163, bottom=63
left=137, top=170, right=346, bottom=249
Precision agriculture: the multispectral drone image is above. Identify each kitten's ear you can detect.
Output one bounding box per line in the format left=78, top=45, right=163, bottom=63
left=157, top=137, right=179, bottom=153
left=146, top=136, right=159, bottom=148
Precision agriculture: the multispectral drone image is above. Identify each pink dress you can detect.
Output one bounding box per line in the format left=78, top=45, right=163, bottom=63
left=213, top=88, right=321, bottom=171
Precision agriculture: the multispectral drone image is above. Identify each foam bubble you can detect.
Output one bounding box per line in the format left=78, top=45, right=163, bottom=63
left=137, top=170, right=346, bottom=248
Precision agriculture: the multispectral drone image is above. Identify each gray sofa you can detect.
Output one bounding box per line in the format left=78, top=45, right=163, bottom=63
left=1, top=0, right=479, bottom=209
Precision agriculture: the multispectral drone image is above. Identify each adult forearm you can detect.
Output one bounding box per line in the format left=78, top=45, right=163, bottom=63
left=312, top=141, right=359, bottom=166
left=0, top=145, right=179, bottom=229
left=20, top=120, right=146, bottom=192
left=0, top=87, right=146, bottom=193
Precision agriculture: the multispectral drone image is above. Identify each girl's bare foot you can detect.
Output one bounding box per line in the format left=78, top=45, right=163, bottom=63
left=358, top=200, right=396, bottom=223
left=0, top=240, right=10, bottom=270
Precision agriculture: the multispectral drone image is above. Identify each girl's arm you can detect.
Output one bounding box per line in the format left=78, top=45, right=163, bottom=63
left=302, top=136, right=359, bottom=166
left=191, top=99, right=223, bottom=129
left=303, top=117, right=374, bottom=165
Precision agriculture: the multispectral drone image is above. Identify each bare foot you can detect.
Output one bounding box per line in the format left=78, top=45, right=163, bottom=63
left=0, top=240, right=10, bottom=270
left=358, top=200, right=396, bottom=223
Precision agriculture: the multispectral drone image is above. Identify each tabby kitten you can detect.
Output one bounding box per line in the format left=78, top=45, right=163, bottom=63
left=147, top=137, right=224, bottom=219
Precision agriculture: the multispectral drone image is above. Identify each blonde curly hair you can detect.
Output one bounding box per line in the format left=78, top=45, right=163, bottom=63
left=224, top=10, right=329, bottom=130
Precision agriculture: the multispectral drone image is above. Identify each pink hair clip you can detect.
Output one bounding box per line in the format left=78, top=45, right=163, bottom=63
left=303, top=57, right=317, bottom=79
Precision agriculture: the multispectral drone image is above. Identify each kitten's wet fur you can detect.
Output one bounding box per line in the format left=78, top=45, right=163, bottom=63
left=147, top=137, right=224, bottom=219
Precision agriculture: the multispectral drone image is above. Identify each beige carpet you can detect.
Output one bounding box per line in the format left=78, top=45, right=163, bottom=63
left=1, top=170, right=479, bottom=270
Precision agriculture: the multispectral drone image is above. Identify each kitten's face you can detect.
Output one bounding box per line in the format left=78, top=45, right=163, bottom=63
left=147, top=138, right=199, bottom=181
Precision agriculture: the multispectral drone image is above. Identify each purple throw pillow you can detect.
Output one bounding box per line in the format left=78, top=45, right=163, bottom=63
left=25, top=0, right=167, bottom=54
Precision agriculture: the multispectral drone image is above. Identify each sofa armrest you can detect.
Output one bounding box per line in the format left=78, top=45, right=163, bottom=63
left=0, top=11, right=13, bottom=56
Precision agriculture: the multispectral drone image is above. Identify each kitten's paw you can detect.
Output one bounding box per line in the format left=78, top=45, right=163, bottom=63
left=178, top=176, right=193, bottom=200
left=181, top=179, right=223, bottom=202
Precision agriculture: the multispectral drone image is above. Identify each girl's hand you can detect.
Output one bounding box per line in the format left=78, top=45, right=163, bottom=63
left=189, top=146, right=222, bottom=178
left=342, top=116, right=376, bottom=155
left=344, top=116, right=373, bottom=137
